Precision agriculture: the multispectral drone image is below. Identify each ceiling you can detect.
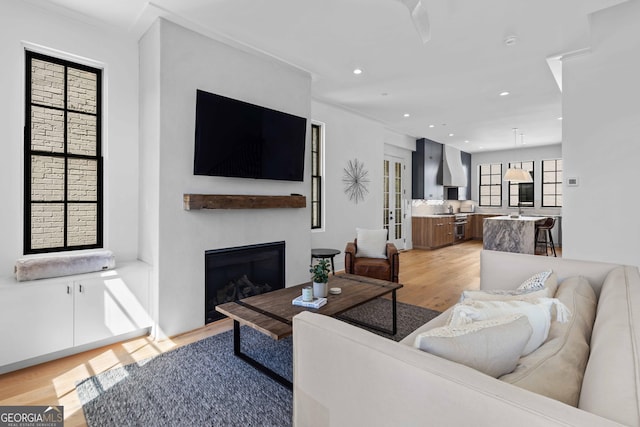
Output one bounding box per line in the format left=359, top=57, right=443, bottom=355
left=33, top=0, right=628, bottom=152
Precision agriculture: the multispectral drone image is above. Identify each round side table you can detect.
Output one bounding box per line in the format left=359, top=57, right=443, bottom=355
left=311, top=248, right=341, bottom=275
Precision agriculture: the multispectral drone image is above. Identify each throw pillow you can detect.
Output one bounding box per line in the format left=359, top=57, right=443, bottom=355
left=355, top=228, right=388, bottom=259
left=518, top=270, right=553, bottom=292
left=500, top=276, right=596, bottom=407
left=448, top=298, right=570, bottom=356
left=460, top=272, right=558, bottom=303
left=414, top=314, right=533, bottom=378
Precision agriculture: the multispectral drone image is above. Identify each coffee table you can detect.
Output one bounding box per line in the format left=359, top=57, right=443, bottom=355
left=216, top=274, right=403, bottom=389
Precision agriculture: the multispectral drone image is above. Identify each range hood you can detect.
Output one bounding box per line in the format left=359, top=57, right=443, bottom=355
left=442, top=145, right=467, bottom=187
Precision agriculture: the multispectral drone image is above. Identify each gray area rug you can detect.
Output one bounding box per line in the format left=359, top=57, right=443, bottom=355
left=77, top=298, right=440, bottom=427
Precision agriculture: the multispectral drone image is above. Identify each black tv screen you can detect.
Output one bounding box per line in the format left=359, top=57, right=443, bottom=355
left=194, top=90, right=307, bottom=181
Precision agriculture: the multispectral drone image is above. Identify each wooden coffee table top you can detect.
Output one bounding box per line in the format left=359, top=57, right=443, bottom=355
left=216, top=274, right=402, bottom=340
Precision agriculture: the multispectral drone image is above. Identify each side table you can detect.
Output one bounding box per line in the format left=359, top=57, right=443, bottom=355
left=311, top=248, right=341, bottom=275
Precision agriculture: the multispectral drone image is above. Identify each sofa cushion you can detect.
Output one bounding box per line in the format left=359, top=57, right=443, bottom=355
left=355, top=228, right=387, bottom=258
left=414, top=314, right=532, bottom=378
left=499, top=276, right=596, bottom=407
left=579, top=266, right=640, bottom=426
left=448, top=298, right=566, bottom=355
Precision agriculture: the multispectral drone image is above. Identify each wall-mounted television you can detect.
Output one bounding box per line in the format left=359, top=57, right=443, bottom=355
left=194, top=89, right=307, bottom=181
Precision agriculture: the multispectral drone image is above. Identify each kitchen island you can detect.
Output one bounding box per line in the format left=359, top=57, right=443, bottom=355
left=483, top=215, right=546, bottom=255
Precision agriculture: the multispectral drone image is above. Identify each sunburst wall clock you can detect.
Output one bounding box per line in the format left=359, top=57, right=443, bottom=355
left=343, top=158, right=370, bottom=204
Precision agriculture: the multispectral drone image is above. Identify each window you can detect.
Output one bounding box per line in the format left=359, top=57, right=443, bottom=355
left=508, top=161, right=534, bottom=207
left=311, top=123, right=323, bottom=229
left=542, top=159, right=563, bottom=207
left=25, top=51, right=102, bottom=254
left=479, top=163, right=502, bottom=207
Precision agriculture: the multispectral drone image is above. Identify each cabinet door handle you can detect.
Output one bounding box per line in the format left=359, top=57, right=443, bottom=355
left=67, top=285, right=71, bottom=294
left=78, top=284, right=83, bottom=293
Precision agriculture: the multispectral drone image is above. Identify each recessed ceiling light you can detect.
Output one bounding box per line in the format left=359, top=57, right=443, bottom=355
left=557, top=117, right=563, bottom=120
left=428, top=124, right=435, bottom=128
left=504, top=36, right=518, bottom=46
left=448, top=133, right=454, bottom=137
left=353, top=68, right=363, bottom=75
left=499, top=91, right=510, bottom=96
left=403, top=113, right=410, bottom=118
left=464, top=140, right=469, bottom=143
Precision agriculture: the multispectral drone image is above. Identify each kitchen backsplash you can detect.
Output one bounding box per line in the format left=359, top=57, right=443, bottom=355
left=411, top=199, right=562, bottom=216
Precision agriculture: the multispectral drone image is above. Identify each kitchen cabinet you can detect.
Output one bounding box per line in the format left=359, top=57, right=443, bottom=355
left=460, top=150, right=472, bottom=200
left=464, top=215, right=474, bottom=240
left=412, top=138, right=443, bottom=200
left=412, top=216, right=454, bottom=249
left=0, top=261, right=151, bottom=372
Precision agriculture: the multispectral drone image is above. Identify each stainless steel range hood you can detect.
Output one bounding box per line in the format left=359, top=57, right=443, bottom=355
left=442, top=145, right=466, bottom=187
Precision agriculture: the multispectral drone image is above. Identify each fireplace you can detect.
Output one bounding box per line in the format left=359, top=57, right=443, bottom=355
left=205, top=241, right=285, bottom=323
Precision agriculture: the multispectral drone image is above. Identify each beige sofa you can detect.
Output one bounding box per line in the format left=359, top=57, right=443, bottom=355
left=293, top=250, right=640, bottom=426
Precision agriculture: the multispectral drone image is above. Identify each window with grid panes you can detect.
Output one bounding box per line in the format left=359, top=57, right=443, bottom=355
left=24, top=51, right=102, bottom=254
left=479, top=163, right=502, bottom=207
left=542, top=159, right=563, bottom=207
left=311, top=123, right=322, bottom=229
left=508, top=161, right=534, bottom=207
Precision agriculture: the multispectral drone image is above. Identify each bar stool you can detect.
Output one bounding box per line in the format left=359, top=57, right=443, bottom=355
left=535, top=217, right=556, bottom=257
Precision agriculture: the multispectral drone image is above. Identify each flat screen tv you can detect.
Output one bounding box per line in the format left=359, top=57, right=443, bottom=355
left=194, top=89, right=307, bottom=181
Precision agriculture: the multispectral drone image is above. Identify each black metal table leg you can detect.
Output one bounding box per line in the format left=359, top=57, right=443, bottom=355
left=338, top=289, right=398, bottom=336
left=232, top=320, right=292, bottom=390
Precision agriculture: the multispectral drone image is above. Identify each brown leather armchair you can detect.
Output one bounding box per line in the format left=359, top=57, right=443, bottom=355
left=344, top=239, right=399, bottom=283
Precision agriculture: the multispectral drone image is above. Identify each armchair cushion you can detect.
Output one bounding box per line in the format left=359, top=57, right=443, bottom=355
left=355, top=228, right=388, bottom=258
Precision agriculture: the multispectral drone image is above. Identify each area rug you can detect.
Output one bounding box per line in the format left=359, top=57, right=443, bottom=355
left=76, top=298, right=440, bottom=427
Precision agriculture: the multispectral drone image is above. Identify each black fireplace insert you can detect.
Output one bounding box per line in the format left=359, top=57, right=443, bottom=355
left=205, top=241, right=285, bottom=323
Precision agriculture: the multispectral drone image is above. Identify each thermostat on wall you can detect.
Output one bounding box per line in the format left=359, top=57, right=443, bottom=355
left=567, top=177, right=579, bottom=187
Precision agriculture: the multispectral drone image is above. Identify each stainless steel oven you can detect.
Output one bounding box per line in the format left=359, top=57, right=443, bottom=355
left=453, top=214, right=468, bottom=243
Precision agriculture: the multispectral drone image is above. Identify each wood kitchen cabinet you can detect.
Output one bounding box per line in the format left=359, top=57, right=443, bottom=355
left=464, top=215, right=474, bottom=240
left=412, top=216, right=454, bottom=249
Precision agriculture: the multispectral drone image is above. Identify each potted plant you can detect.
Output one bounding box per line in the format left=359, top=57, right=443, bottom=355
left=309, top=259, right=330, bottom=298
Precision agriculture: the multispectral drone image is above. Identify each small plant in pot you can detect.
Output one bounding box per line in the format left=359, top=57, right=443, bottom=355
left=309, top=259, right=330, bottom=298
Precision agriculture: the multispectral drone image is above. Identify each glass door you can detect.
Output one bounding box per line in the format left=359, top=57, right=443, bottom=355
left=383, top=156, right=405, bottom=249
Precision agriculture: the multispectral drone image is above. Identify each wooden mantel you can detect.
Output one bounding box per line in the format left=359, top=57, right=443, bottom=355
left=183, top=194, right=307, bottom=210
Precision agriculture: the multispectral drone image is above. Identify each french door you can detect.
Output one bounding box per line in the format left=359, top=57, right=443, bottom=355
left=383, top=156, right=405, bottom=249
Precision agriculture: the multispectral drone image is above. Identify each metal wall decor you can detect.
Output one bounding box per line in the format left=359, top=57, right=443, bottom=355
left=343, top=158, right=370, bottom=204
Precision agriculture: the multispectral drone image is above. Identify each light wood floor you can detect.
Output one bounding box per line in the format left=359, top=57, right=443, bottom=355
left=0, top=240, right=555, bottom=426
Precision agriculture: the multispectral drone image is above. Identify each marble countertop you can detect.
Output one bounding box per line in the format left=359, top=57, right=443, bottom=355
left=412, top=214, right=454, bottom=218
left=486, top=215, right=546, bottom=221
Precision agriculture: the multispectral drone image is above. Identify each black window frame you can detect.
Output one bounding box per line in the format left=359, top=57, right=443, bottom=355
left=508, top=161, right=535, bottom=208
left=24, top=50, right=103, bottom=254
left=541, top=159, right=563, bottom=207
left=478, top=163, right=503, bottom=207
left=311, top=123, right=322, bottom=230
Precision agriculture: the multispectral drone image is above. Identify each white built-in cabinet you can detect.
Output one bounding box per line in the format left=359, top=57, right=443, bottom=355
left=0, top=261, right=152, bottom=372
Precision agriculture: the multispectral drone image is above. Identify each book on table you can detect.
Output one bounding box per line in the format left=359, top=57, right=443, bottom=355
left=292, top=295, right=327, bottom=308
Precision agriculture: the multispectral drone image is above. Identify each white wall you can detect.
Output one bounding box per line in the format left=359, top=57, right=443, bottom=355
left=471, top=144, right=562, bottom=215
left=140, top=19, right=312, bottom=337
left=562, top=1, right=640, bottom=265
left=310, top=101, right=414, bottom=271
left=0, top=0, right=139, bottom=275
